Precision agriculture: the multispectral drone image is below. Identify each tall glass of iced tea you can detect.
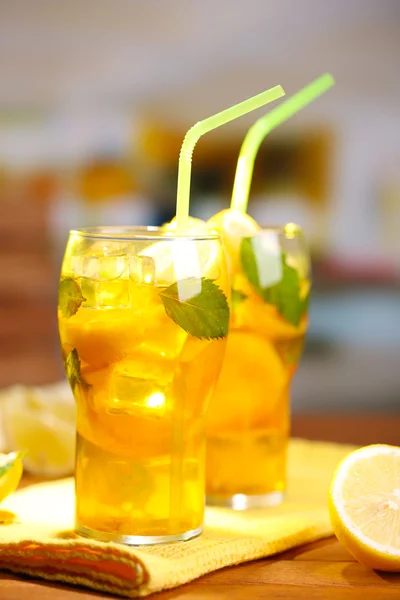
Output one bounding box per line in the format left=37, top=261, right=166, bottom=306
left=58, top=226, right=229, bottom=544
left=206, top=219, right=310, bottom=508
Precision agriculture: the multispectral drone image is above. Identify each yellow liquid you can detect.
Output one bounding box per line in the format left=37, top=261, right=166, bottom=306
left=59, top=278, right=226, bottom=538
left=206, top=275, right=307, bottom=501
left=75, top=433, right=204, bottom=537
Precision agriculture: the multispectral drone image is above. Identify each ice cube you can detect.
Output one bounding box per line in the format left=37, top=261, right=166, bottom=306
left=170, top=240, right=202, bottom=292
left=75, top=254, right=127, bottom=280
left=129, top=255, right=156, bottom=285
left=176, top=278, right=202, bottom=302
left=135, top=239, right=204, bottom=287
left=80, top=277, right=130, bottom=309
left=107, top=358, right=173, bottom=417
left=251, top=232, right=283, bottom=287
left=74, top=254, right=130, bottom=309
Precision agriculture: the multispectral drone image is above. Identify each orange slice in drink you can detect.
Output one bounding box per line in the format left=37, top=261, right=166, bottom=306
left=207, top=331, right=286, bottom=434
left=77, top=361, right=173, bottom=459
left=233, top=290, right=307, bottom=341
left=329, top=444, right=400, bottom=572
left=61, top=307, right=145, bottom=368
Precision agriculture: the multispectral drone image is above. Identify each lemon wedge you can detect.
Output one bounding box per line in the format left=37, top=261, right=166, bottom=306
left=162, top=216, right=209, bottom=234
left=0, top=451, right=23, bottom=502
left=140, top=217, right=220, bottom=284
left=207, top=209, right=260, bottom=272
left=329, top=444, right=400, bottom=572
left=0, top=382, right=75, bottom=477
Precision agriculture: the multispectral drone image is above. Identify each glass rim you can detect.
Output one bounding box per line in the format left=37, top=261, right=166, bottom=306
left=257, top=222, right=305, bottom=238
left=69, top=226, right=220, bottom=242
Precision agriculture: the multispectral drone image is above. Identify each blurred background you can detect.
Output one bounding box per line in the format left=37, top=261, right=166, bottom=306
left=0, top=0, right=399, bottom=412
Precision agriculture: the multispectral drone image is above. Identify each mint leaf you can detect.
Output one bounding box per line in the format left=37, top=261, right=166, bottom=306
left=159, top=278, right=229, bottom=339
left=65, top=349, right=85, bottom=390
left=59, top=278, right=86, bottom=318
left=263, top=261, right=303, bottom=326
left=231, top=288, right=248, bottom=308
left=240, top=237, right=262, bottom=292
left=240, top=238, right=308, bottom=327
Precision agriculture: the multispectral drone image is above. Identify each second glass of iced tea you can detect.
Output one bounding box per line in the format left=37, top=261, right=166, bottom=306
left=206, top=222, right=310, bottom=508
left=58, top=227, right=229, bottom=544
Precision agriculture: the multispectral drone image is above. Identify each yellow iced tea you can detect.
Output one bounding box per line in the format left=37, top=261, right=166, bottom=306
left=206, top=215, right=310, bottom=507
left=58, top=228, right=229, bottom=544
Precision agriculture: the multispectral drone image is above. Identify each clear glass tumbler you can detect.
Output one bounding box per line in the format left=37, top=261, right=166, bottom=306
left=206, top=224, right=310, bottom=509
left=58, top=226, right=229, bottom=544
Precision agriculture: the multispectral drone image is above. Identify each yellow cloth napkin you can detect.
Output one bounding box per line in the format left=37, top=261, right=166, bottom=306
left=0, top=439, right=353, bottom=597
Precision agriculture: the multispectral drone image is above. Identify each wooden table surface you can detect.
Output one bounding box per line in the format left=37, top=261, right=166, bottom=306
left=1, top=414, right=400, bottom=600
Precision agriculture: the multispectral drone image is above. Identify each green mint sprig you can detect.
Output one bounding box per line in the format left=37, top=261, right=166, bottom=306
left=240, top=237, right=308, bottom=327
left=59, top=278, right=86, bottom=318
left=64, top=349, right=88, bottom=391
left=159, top=277, right=229, bottom=340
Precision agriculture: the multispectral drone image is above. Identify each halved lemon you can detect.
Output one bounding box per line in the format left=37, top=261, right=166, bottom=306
left=0, top=383, right=75, bottom=477
left=329, top=444, right=400, bottom=572
left=0, top=451, right=23, bottom=502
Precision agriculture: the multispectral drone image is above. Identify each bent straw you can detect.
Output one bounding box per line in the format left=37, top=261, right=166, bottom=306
left=175, top=85, right=285, bottom=231
left=230, top=73, right=335, bottom=213
left=171, top=85, right=286, bottom=531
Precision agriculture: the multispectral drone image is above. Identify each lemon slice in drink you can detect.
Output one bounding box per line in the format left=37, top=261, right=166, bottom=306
left=162, top=216, right=209, bottom=234
left=329, top=444, right=400, bottom=572
left=140, top=217, right=220, bottom=284
left=0, top=383, right=75, bottom=477
left=0, top=451, right=23, bottom=503
left=208, top=209, right=260, bottom=272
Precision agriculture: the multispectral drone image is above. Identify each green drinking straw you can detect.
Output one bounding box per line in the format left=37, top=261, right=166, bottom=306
left=230, top=73, right=335, bottom=213
left=171, top=85, right=285, bottom=529
left=175, top=85, right=285, bottom=231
